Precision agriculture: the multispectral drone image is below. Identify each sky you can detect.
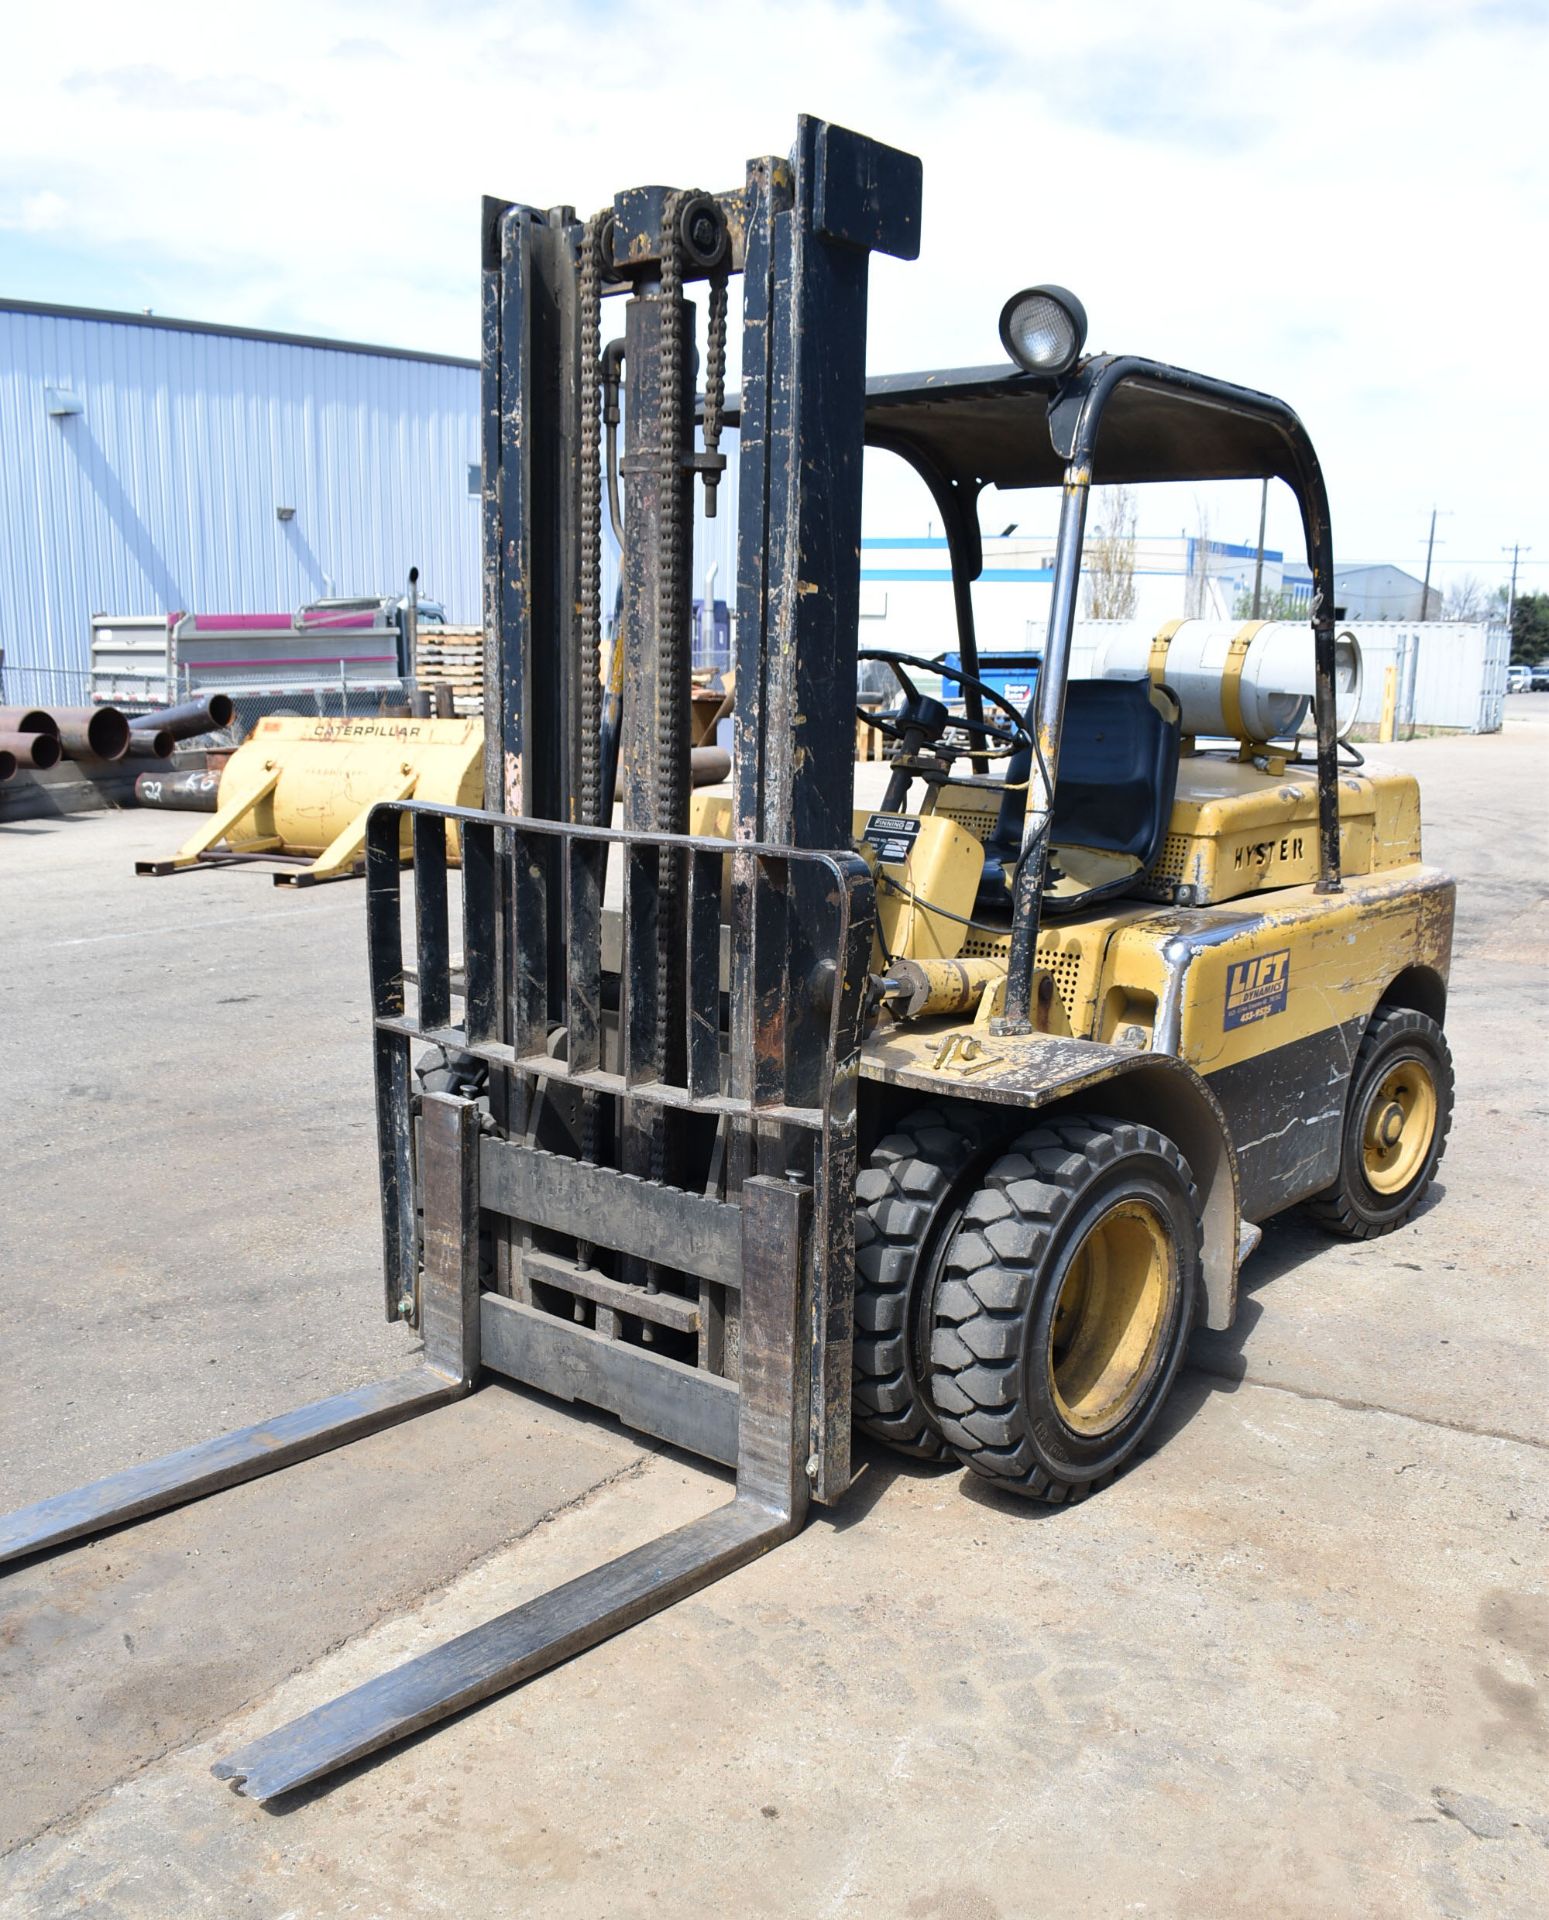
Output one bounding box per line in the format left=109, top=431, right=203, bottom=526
left=2, top=0, right=1545, bottom=602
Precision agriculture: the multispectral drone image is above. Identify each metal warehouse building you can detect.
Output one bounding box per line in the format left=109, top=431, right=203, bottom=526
left=0, top=300, right=480, bottom=703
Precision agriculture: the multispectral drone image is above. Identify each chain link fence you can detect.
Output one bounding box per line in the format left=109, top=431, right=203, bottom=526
left=198, top=677, right=420, bottom=750
left=0, top=664, right=109, bottom=711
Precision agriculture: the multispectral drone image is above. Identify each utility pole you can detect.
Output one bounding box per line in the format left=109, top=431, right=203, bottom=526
left=1250, top=478, right=1268, bottom=617
left=1419, top=507, right=1441, bottom=621
left=1502, top=543, right=1530, bottom=634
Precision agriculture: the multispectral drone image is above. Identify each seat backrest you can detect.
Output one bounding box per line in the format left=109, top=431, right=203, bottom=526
left=979, top=676, right=1181, bottom=913
left=1049, top=675, right=1181, bottom=862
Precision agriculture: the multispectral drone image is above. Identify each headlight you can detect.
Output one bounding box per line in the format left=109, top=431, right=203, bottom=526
left=998, top=285, right=1088, bottom=377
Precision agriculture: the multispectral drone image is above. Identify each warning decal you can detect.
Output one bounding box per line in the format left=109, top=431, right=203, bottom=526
left=1223, top=949, right=1291, bottom=1030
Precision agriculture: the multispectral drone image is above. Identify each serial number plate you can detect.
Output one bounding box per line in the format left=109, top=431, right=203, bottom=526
left=862, top=813, right=922, bottom=863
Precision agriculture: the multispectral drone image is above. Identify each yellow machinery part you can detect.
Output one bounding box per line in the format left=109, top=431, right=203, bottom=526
left=884, top=956, right=1005, bottom=1019
left=159, top=716, right=484, bottom=881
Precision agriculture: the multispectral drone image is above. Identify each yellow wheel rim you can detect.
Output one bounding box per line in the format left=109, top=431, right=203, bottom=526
left=1048, top=1201, right=1176, bottom=1437
left=1360, top=1058, right=1438, bottom=1194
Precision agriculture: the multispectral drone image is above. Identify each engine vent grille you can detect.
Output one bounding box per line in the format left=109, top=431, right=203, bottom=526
left=929, top=803, right=999, bottom=845
left=1133, top=832, right=1192, bottom=901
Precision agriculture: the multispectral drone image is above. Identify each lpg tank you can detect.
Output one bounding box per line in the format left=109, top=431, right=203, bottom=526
left=1088, top=620, right=1362, bottom=741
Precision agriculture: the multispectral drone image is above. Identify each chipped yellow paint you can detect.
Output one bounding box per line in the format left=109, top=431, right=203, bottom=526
left=1164, top=867, right=1454, bottom=1075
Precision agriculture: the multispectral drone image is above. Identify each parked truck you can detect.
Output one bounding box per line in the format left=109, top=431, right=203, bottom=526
left=89, top=590, right=443, bottom=717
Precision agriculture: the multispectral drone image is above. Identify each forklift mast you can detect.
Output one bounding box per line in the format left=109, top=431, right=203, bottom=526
left=482, top=122, right=921, bottom=844
left=473, top=120, right=921, bottom=1499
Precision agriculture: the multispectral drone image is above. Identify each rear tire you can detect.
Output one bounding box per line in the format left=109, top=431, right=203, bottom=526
left=930, top=1117, right=1201, bottom=1503
left=1306, top=1006, right=1453, bottom=1239
left=853, top=1107, right=994, bottom=1460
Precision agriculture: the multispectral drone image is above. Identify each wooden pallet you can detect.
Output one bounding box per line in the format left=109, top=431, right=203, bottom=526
left=415, top=628, right=484, bottom=716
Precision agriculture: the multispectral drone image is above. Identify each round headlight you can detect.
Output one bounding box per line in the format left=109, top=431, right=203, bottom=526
left=998, top=285, right=1088, bottom=377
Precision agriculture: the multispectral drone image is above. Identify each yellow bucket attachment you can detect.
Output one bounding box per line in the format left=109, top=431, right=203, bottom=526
left=136, top=715, right=484, bottom=885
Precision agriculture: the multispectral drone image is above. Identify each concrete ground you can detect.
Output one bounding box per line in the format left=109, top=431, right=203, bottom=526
left=1, top=713, right=1546, bottom=1918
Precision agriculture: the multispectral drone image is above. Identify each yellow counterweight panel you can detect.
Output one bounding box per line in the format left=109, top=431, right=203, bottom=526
left=1099, top=866, right=1454, bottom=1077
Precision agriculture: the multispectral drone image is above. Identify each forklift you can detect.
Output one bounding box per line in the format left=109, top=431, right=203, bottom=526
left=2, top=117, right=1454, bottom=1801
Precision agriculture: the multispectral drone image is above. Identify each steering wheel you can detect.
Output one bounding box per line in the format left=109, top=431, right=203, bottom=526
left=858, top=649, right=1034, bottom=758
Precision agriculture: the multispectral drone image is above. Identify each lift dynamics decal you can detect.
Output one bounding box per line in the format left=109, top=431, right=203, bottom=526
left=1224, top=949, right=1291, bottom=1029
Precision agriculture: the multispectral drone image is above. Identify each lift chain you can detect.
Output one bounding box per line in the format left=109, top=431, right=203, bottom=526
left=575, top=210, right=613, bottom=1269
left=701, top=270, right=729, bottom=519
left=578, top=208, right=610, bottom=831
left=645, top=191, right=697, bottom=1126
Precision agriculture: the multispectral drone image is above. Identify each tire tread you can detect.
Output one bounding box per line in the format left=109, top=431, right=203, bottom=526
left=853, top=1106, right=991, bottom=1460
left=930, top=1117, right=1200, bottom=1504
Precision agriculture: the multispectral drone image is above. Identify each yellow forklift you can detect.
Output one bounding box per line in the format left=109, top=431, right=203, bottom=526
left=2, top=117, right=1453, bottom=1799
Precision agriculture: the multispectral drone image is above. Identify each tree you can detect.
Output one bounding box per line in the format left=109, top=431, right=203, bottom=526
left=1084, top=486, right=1138, bottom=619
left=1443, top=574, right=1489, bottom=621
left=1184, top=500, right=1213, bottom=618
left=1510, top=591, right=1549, bottom=664
left=1231, top=586, right=1312, bottom=621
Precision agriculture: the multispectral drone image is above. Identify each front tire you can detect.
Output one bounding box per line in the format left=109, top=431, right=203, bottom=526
left=930, top=1118, right=1201, bottom=1503
left=853, top=1107, right=993, bottom=1460
left=1306, top=1006, right=1453, bottom=1239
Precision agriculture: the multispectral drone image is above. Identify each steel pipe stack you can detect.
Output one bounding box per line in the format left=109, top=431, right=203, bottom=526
left=0, top=709, right=65, bottom=781
left=11, top=706, right=132, bottom=761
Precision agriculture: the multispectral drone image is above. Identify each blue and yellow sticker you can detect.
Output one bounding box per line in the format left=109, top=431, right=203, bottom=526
left=1224, top=949, right=1291, bottom=1029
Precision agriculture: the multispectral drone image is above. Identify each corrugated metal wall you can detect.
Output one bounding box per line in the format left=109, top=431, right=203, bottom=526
left=0, top=303, right=481, bottom=687
left=1334, top=622, right=1509, bottom=733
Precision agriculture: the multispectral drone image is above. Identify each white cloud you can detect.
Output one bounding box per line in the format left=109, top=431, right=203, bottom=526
left=2, top=188, right=69, bottom=232
left=1, top=0, right=1543, bottom=589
